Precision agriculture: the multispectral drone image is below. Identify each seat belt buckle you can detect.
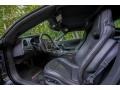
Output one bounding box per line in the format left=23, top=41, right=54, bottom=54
left=85, top=74, right=95, bottom=84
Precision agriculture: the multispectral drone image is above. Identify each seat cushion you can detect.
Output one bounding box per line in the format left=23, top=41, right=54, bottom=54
left=44, top=58, right=79, bottom=84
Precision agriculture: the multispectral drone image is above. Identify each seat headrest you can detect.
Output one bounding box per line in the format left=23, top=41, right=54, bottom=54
left=90, top=9, right=114, bottom=39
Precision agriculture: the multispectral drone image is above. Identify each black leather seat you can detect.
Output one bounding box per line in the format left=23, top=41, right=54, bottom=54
left=44, top=9, right=116, bottom=85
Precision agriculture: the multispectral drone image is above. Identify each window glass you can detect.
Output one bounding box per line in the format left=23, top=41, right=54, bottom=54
left=20, top=21, right=85, bottom=41
left=114, top=19, right=120, bottom=28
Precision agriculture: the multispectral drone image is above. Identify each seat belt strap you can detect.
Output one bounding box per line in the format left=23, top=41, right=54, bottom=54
left=101, top=42, right=120, bottom=84
left=85, top=44, right=118, bottom=84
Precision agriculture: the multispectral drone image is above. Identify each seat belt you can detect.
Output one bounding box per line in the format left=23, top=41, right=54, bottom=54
left=101, top=41, right=120, bottom=84
left=85, top=44, right=119, bottom=84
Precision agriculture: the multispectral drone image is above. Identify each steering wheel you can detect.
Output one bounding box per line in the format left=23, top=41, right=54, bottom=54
left=40, top=33, right=59, bottom=52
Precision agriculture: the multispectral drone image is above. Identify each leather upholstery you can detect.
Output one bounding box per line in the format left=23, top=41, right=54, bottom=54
left=86, top=39, right=116, bottom=73
left=43, top=9, right=116, bottom=85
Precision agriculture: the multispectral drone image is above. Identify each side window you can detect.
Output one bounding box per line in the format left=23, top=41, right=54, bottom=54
left=115, top=19, right=120, bottom=28
left=63, top=31, right=85, bottom=40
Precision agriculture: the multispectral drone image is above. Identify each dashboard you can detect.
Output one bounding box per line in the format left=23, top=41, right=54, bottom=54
left=13, top=35, right=52, bottom=57
left=13, top=35, right=80, bottom=58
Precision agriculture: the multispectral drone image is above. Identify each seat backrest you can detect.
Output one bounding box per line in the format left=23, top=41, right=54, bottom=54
left=74, top=9, right=115, bottom=83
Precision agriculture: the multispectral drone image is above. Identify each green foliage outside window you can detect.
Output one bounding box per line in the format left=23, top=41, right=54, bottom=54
left=0, top=5, right=120, bottom=40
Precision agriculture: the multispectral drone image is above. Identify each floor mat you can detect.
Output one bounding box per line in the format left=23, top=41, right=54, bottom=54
left=32, top=70, right=45, bottom=84
left=19, top=67, right=45, bottom=84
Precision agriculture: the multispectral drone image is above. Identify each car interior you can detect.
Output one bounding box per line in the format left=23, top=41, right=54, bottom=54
left=2, top=5, right=120, bottom=85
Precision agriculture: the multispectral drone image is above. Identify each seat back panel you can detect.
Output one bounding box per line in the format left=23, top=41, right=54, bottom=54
left=75, top=9, right=114, bottom=66
left=86, top=39, right=116, bottom=73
